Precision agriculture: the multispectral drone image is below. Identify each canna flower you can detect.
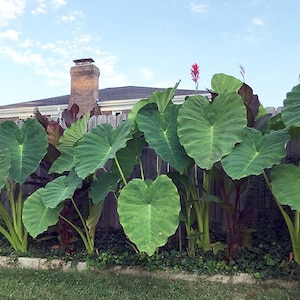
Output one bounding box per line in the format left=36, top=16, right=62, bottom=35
left=191, top=63, right=200, bottom=83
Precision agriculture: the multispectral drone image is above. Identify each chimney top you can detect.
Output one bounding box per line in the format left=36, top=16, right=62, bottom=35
left=73, top=58, right=94, bottom=65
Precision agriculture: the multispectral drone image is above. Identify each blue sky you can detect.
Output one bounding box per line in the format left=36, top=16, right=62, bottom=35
left=0, top=0, right=299, bottom=108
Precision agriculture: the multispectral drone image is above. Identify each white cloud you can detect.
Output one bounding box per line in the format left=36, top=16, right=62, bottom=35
left=0, top=29, right=20, bottom=41
left=51, top=0, right=66, bottom=9
left=32, top=0, right=66, bottom=15
left=0, top=0, right=26, bottom=27
left=138, top=68, right=154, bottom=81
left=0, top=28, right=123, bottom=91
left=78, top=33, right=93, bottom=43
left=60, top=10, right=83, bottom=23
left=31, top=0, right=47, bottom=14
left=190, top=2, right=208, bottom=13
left=251, top=17, right=266, bottom=26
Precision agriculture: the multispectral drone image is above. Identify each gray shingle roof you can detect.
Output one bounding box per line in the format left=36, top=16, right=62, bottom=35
left=0, top=86, right=204, bottom=109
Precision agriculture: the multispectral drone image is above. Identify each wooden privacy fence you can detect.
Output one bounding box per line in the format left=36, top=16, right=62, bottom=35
left=0, top=110, right=284, bottom=232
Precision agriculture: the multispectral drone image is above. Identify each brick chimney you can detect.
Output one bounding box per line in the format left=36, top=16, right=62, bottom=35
left=69, top=58, right=101, bottom=117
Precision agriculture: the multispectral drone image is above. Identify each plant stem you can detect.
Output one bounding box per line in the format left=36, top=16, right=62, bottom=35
left=114, top=155, right=127, bottom=186
left=263, top=171, right=300, bottom=264
left=71, top=198, right=94, bottom=251
left=6, top=179, right=17, bottom=232
left=139, top=157, right=145, bottom=181
left=16, top=186, right=23, bottom=239
left=59, top=214, right=93, bottom=254
left=157, top=156, right=162, bottom=177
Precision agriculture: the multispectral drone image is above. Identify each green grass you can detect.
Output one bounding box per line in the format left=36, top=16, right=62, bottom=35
left=0, top=268, right=299, bottom=300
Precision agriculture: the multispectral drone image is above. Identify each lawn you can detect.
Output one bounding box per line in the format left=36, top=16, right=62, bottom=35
left=0, top=268, right=299, bottom=300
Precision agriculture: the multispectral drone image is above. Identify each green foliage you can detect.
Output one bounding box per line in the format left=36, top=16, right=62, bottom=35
left=0, top=149, right=10, bottom=190
left=282, top=83, right=300, bottom=127
left=117, top=175, right=181, bottom=256
left=137, top=102, right=191, bottom=173
left=0, top=119, right=48, bottom=184
left=22, top=188, right=63, bottom=238
left=222, top=128, right=290, bottom=180
left=177, top=92, right=247, bottom=170
left=264, top=82, right=300, bottom=265
left=49, top=113, right=90, bottom=174
left=211, top=73, right=243, bottom=93
left=271, top=164, right=300, bottom=211
left=74, top=119, right=134, bottom=179
left=3, top=69, right=300, bottom=275
left=0, top=119, right=48, bottom=253
left=42, top=170, right=82, bottom=209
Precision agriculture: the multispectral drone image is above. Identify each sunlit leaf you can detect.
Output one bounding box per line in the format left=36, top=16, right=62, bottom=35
left=222, top=128, right=290, bottom=179
left=22, top=188, right=63, bottom=238
left=118, top=175, right=180, bottom=256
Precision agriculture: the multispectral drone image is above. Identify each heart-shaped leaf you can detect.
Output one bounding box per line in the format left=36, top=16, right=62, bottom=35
left=49, top=148, right=74, bottom=174
left=0, top=148, right=10, bottom=190
left=211, top=73, right=243, bottom=93
left=56, top=112, right=90, bottom=152
left=128, top=82, right=180, bottom=120
left=137, top=103, right=191, bottom=173
left=74, top=119, right=134, bottom=179
left=111, top=133, right=145, bottom=178
left=42, top=169, right=82, bottom=208
left=90, top=172, right=119, bottom=204
left=0, top=119, right=48, bottom=184
left=222, top=128, right=290, bottom=180
left=117, top=175, right=180, bottom=256
left=177, top=92, right=247, bottom=170
left=271, top=164, right=300, bottom=211
left=22, top=188, right=63, bottom=238
left=147, top=81, right=180, bottom=114
left=282, top=84, right=300, bottom=128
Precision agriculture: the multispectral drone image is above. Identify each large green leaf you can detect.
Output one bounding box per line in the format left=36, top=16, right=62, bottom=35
left=271, top=164, right=300, bottom=211
left=137, top=103, right=191, bottom=173
left=49, top=113, right=90, bottom=174
left=211, top=73, right=243, bottom=93
left=147, top=81, right=180, bottom=114
left=90, top=135, right=145, bottom=204
left=49, top=148, right=74, bottom=174
left=177, top=92, right=247, bottom=170
left=22, top=188, right=63, bottom=238
left=0, top=149, right=10, bottom=190
left=128, top=98, right=149, bottom=121
left=56, top=113, right=90, bottom=152
left=42, top=169, right=82, bottom=209
left=90, top=172, right=119, bottom=204
left=282, top=84, right=300, bottom=128
left=111, top=133, right=145, bottom=178
left=222, top=128, right=290, bottom=180
left=128, top=82, right=180, bottom=120
left=74, top=119, right=134, bottom=179
left=117, top=175, right=180, bottom=256
left=0, top=119, right=48, bottom=184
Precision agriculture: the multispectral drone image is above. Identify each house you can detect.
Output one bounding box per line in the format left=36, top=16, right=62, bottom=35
left=0, top=58, right=209, bottom=121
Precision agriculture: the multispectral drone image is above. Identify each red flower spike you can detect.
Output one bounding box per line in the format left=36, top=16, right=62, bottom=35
left=191, top=63, right=200, bottom=83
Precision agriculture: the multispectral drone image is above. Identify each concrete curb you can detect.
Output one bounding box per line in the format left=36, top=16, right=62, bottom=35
left=0, top=256, right=299, bottom=287
left=0, top=256, right=87, bottom=272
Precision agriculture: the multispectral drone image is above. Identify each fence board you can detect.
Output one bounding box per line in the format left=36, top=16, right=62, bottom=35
left=0, top=110, right=287, bottom=233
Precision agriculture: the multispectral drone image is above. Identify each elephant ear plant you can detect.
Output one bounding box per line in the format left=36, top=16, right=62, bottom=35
left=23, top=115, right=137, bottom=254
left=0, top=119, right=48, bottom=253
left=263, top=83, right=300, bottom=264
left=118, top=85, right=184, bottom=256
left=176, top=74, right=248, bottom=251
